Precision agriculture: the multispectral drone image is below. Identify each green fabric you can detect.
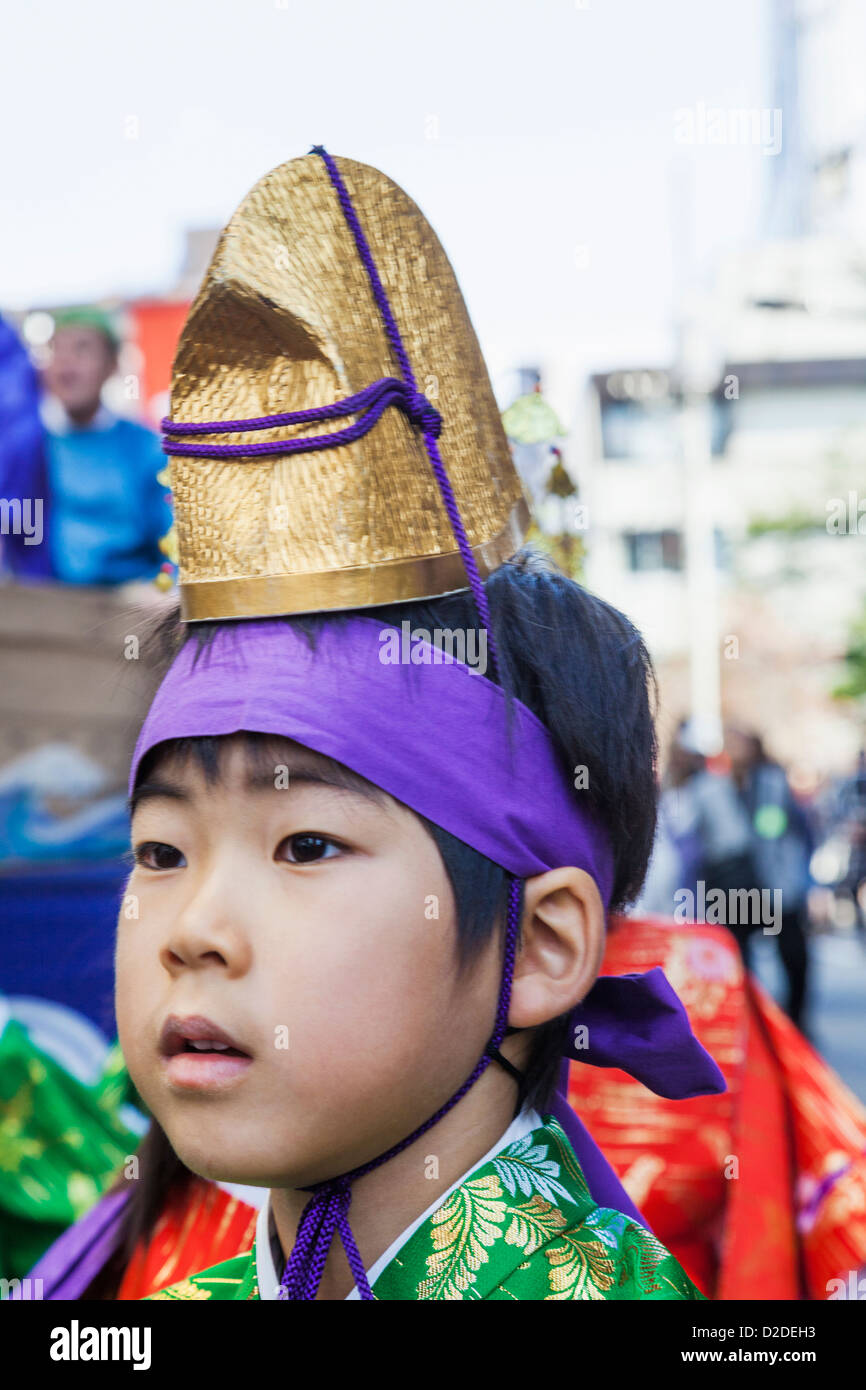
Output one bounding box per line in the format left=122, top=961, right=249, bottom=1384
left=0, top=1019, right=141, bottom=1280
left=148, top=1115, right=704, bottom=1301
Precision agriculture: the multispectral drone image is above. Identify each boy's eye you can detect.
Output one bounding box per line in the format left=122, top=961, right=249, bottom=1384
left=134, top=842, right=186, bottom=870
left=278, top=834, right=343, bottom=864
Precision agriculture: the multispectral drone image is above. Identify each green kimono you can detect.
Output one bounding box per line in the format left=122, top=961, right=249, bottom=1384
left=0, top=1018, right=142, bottom=1281
left=147, top=1115, right=704, bottom=1301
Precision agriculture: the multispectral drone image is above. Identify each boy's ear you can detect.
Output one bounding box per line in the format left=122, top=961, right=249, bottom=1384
left=507, top=868, right=606, bottom=1029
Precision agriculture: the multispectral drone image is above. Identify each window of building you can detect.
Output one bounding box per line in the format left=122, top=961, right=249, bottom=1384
left=623, top=530, right=684, bottom=572
left=600, top=399, right=676, bottom=460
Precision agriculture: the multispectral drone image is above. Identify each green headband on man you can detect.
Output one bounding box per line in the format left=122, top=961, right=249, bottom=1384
left=52, top=306, right=120, bottom=352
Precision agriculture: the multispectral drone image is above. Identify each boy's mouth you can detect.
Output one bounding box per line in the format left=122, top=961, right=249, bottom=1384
left=159, top=1014, right=253, bottom=1090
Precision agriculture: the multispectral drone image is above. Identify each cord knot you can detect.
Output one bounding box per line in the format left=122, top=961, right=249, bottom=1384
left=406, top=389, right=442, bottom=437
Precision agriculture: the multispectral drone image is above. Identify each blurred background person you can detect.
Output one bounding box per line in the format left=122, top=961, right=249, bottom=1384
left=637, top=718, right=757, bottom=917
left=833, top=749, right=866, bottom=933
left=634, top=723, right=703, bottom=916
left=725, top=727, right=814, bottom=1030
left=28, top=307, right=170, bottom=585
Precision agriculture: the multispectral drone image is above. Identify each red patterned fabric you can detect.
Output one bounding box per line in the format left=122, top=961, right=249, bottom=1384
left=567, top=915, right=866, bottom=1299
left=117, top=1177, right=257, bottom=1300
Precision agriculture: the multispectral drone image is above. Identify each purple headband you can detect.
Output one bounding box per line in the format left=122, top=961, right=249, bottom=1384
left=142, top=144, right=724, bottom=1300
left=130, top=616, right=615, bottom=902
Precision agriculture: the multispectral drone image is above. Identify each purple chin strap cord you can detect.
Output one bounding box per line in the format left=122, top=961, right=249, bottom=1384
left=281, top=887, right=523, bottom=1301
left=163, top=143, right=526, bottom=1300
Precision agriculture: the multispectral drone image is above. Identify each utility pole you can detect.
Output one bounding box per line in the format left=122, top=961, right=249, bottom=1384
left=678, top=315, right=723, bottom=754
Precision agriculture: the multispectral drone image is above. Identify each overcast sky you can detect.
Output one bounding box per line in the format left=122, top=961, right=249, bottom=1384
left=3, top=0, right=773, bottom=415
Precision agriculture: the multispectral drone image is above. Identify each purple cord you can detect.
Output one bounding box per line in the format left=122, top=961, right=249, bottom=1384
left=160, top=376, right=442, bottom=454
left=278, top=876, right=522, bottom=1300
left=166, top=141, right=519, bottom=1298
left=309, top=146, right=499, bottom=672
left=797, top=1154, right=863, bottom=1233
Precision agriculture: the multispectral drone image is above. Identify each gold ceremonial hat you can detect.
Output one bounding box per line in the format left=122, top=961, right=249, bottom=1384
left=165, top=147, right=531, bottom=621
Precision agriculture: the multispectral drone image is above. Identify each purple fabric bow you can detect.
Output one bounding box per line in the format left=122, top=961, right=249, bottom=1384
left=568, top=968, right=724, bottom=1099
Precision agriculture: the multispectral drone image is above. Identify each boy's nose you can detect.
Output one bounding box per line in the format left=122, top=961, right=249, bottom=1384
left=161, top=887, right=253, bottom=977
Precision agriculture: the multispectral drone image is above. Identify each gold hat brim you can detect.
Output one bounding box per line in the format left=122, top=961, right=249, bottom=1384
left=168, top=151, right=531, bottom=620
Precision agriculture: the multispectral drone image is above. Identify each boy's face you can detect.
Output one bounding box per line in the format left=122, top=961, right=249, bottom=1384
left=117, top=735, right=503, bottom=1188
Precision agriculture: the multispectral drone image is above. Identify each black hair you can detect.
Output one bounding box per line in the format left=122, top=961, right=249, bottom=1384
left=86, top=546, right=657, bottom=1297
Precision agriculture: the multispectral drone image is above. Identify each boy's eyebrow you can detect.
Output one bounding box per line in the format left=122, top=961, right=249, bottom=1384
left=242, top=767, right=386, bottom=804
left=128, top=778, right=189, bottom=817
left=128, top=765, right=385, bottom=817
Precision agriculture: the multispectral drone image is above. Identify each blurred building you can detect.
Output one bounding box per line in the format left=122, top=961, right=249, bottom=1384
left=581, top=241, right=866, bottom=775
left=570, top=0, right=866, bottom=777
left=767, top=0, right=866, bottom=240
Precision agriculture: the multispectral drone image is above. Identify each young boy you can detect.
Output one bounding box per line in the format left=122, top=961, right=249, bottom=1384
left=115, top=146, right=723, bottom=1301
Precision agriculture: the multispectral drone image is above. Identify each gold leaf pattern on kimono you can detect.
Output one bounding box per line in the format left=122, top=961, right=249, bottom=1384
left=550, top=1121, right=593, bottom=1202
left=20, top=1173, right=51, bottom=1202
left=504, top=1193, right=569, bottom=1255
left=543, top=1231, right=617, bottom=1300
left=67, top=1171, right=100, bottom=1218
left=138, top=1119, right=704, bottom=1302
left=150, top=1277, right=213, bottom=1300
left=621, top=1227, right=674, bottom=1295
left=27, top=1057, right=48, bottom=1086
left=0, top=1078, right=44, bottom=1171
left=416, top=1173, right=507, bottom=1300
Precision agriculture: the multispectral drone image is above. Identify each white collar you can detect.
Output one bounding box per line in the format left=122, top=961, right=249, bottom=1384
left=255, top=1103, right=543, bottom=1301
left=39, top=395, right=116, bottom=435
